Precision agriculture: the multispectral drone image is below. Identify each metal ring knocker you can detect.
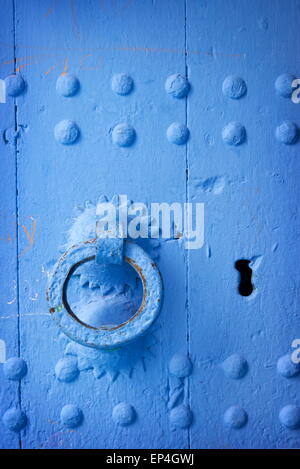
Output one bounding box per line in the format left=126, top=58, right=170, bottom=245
left=47, top=214, right=163, bottom=349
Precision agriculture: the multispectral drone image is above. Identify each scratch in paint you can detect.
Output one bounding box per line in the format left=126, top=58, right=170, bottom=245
left=24, top=280, right=39, bottom=301
left=79, top=54, right=103, bottom=70
left=38, top=429, right=76, bottom=449
left=16, top=62, right=34, bottom=72
left=69, top=0, right=80, bottom=39
left=99, top=0, right=135, bottom=15
left=60, top=57, right=69, bottom=76
left=44, top=0, right=60, bottom=17
left=0, top=313, right=50, bottom=320
left=7, top=280, right=16, bottom=305
left=19, top=216, right=37, bottom=257
left=44, top=64, right=59, bottom=75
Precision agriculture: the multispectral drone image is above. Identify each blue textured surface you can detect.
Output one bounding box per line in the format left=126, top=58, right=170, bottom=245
left=0, top=0, right=300, bottom=449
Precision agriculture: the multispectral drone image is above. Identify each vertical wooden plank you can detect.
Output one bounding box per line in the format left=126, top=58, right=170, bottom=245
left=15, top=0, right=189, bottom=448
left=187, top=0, right=300, bottom=448
left=0, top=0, right=21, bottom=449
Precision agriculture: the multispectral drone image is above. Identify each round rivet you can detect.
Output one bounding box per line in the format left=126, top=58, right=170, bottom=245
left=222, top=354, right=248, bottom=379
left=55, top=357, right=79, bottom=382
left=54, top=120, right=79, bottom=145
left=167, top=122, right=189, bottom=145
left=2, top=408, right=27, bottom=432
left=169, top=353, right=192, bottom=378
left=112, top=402, right=135, bottom=426
left=56, top=74, right=80, bottom=97
left=111, top=73, right=133, bottom=95
left=165, top=74, right=190, bottom=99
left=277, top=354, right=300, bottom=378
left=3, top=357, right=27, bottom=381
left=275, top=73, right=296, bottom=98
left=5, top=74, right=25, bottom=97
left=60, top=405, right=83, bottom=428
left=222, top=121, right=246, bottom=146
left=169, top=405, right=192, bottom=429
left=275, top=121, right=299, bottom=145
left=111, top=123, right=136, bottom=147
left=222, top=75, right=247, bottom=99
left=224, top=406, right=248, bottom=429
left=279, top=405, right=300, bottom=429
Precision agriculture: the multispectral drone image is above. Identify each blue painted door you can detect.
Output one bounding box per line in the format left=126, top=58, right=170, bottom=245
left=1, top=0, right=300, bottom=449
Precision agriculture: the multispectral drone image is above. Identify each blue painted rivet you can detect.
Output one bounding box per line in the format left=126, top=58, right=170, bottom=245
left=112, top=402, right=135, bottom=426
left=2, top=408, right=27, bottom=432
left=165, top=74, right=190, bottom=99
left=222, top=354, right=248, bottom=379
left=167, top=122, right=189, bottom=145
left=169, top=353, right=192, bottom=378
left=56, top=74, right=80, bottom=97
left=60, top=404, right=83, bottom=428
left=111, top=73, right=133, bottom=95
left=55, top=356, right=79, bottom=382
left=169, top=405, right=192, bottom=429
left=54, top=120, right=80, bottom=145
left=5, top=74, right=25, bottom=97
left=277, top=354, right=300, bottom=378
left=111, top=123, right=136, bottom=147
left=224, top=406, right=248, bottom=429
left=275, top=121, right=299, bottom=145
left=222, top=75, right=247, bottom=99
left=275, top=73, right=296, bottom=98
left=3, top=357, right=27, bottom=381
left=222, top=121, right=246, bottom=146
left=279, top=405, right=300, bottom=429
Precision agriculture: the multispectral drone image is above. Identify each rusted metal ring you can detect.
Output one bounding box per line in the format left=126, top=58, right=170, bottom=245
left=47, top=239, right=163, bottom=349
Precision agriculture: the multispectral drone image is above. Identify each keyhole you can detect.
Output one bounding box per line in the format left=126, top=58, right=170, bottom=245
left=235, top=259, right=253, bottom=296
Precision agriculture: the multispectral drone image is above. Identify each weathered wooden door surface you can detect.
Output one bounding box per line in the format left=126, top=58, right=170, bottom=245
left=1, top=0, right=300, bottom=449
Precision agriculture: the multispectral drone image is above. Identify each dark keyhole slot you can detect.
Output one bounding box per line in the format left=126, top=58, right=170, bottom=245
left=235, top=259, right=253, bottom=296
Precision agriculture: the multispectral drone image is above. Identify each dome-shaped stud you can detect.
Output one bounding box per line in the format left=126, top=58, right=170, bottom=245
left=275, top=73, right=296, bottom=98
left=111, top=73, right=134, bottom=95
left=112, top=402, right=136, bottom=426
left=166, top=122, right=189, bottom=145
left=279, top=405, right=300, bottom=429
left=165, top=74, right=190, bottom=99
left=222, top=75, right=247, bottom=99
left=56, top=74, right=80, bottom=97
left=5, top=74, right=26, bottom=97
left=169, top=405, right=192, bottom=429
left=111, top=123, right=136, bottom=147
left=2, top=408, right=27, bottom=432
left=275, top=121, right=299, bottom=145
left=224, top=406, right=248, bottom=429
left=60, top=405, right=83, bottom=428
left=169, top=353, right=192, bottom=378
left=54, top=120, right=80, bottom=145
left=222, top=122, right=246, bottom=146
left=222, top=354, right=248, bottom=379
left=3, top=357, right=27, bottom=381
